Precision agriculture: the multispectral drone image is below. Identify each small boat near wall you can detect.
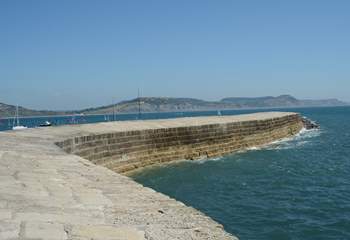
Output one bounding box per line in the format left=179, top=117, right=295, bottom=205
left=12, top=105, right=27, bottom=130
left=39, top=121, right=52, bottom=127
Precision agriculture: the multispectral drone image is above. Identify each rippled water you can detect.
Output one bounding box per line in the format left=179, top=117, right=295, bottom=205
left=132, top=107, right=350, bottom=240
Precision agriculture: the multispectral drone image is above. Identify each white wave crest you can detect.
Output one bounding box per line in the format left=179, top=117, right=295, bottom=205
left=193, top=157, right=223, bottom=164
left=263, top=127, right=321, bottom=150
left=191, top=127, right=321, bottom=163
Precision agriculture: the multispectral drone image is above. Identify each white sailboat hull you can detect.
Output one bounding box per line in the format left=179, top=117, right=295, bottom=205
left=12, top=104, right=28, bottom=130
left=13, top=126, right=28, bottom=130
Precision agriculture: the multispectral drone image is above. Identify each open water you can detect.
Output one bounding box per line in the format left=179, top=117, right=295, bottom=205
left=2, top=107, right=349, bottom=239
left=132, top=107, right=350, bottom=240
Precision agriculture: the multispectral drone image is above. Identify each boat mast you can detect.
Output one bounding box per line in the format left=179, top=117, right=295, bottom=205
left=114, top=100, right=117, bottom=121
left=16, top=105, right=20, bottom=126
left=13, top=105, right=20, bottom=127
left=113, top=98, right=118, bottom=121
left=138, top=89, right=141, bottom=119
left=112, top=98, right=115, bottom=121
left=12, top=106, right=16, bottom=127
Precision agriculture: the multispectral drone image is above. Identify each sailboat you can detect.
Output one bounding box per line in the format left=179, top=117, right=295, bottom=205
left=12, top=105, right=27, bottom=130
left=39, top=121, right=52, bottom=127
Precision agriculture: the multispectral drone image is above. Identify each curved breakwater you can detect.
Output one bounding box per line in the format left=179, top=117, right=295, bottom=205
left=56, top=112, right=303, bottom=174
left=0, top=112, right=304, bottom=240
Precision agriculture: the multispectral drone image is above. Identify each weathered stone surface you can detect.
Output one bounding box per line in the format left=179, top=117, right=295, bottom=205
left=71, top=225, right=145, bottom=240
left=0, top=221, right=20, bottom=239
left=0, top=112, right=304, bottom=240
left=24, top=221, right=67, bottom=240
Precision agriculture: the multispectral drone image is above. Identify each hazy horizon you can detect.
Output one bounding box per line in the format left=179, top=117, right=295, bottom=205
left=1, top=0, right=349, bottom=110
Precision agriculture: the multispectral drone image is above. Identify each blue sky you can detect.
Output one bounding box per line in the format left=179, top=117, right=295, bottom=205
left=0, top=0, right=349, bottom=110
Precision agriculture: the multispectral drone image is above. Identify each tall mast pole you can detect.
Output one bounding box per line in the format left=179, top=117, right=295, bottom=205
left=138, top=88, right=141, bottom=119
left=16, top=105, right=19, bottom=126
left=114, top=97, right=117, bottom=121
left=13, top=105, right=16, bottom=127
left=112, top=98, right=115, bottom=121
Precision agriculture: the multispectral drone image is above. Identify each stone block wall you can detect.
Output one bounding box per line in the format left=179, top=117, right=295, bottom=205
left=56, top=114, right=303, bottom=174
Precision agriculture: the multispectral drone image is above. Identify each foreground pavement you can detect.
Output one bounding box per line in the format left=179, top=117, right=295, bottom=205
left=0, top=115, right=254, bottom=240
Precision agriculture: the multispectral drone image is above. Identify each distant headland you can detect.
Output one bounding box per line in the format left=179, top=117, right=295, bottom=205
left=0, top=95, right=348, bottom=118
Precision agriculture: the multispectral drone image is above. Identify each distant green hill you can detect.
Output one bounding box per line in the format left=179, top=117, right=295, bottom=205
left=0, top=95, right=347, bottom=118
left=0, top=103, right=66, bottom=118
left=79, top=97, right=239, bottom=114
left=80, top=95, right=347, bottom=115
left=221, top=95, right=347, bottom=108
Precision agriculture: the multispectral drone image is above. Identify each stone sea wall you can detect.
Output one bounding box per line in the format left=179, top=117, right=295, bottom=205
left=0, top=112, right=306, bottom=240
left=57, top=113, right=303, bottom=174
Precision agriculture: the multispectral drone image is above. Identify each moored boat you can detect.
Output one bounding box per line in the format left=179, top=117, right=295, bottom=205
left=12, top=105, right=27, bottom=130
left=39, top=121, right=52, bottom=127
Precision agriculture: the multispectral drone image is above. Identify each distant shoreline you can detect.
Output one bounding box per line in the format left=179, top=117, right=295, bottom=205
left=0, top=105, right=348, bottom=120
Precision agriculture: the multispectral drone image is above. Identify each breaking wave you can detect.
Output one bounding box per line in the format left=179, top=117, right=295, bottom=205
left=259, top=127, right=321, bottom=151
left=192, top=128, right=321, bottom=164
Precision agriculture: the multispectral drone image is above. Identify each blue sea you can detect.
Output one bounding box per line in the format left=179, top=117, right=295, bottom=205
left=1, top=107, right=349, bottom=240
left=131, top=107, right=350, bottom=240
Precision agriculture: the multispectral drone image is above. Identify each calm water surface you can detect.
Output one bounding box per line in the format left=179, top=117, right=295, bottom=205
left=132, top=107, right=350, bottom=240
